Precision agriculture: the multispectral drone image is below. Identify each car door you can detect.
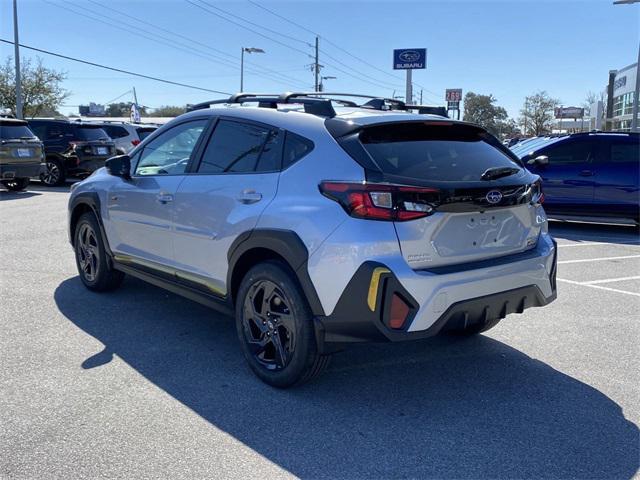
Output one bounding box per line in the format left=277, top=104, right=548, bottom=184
left=172, top=118, right=283, bottom=296
left=529, top=137, right=597, bottom=214
left=104, top=119, right=209, bottom=270
left=592, top=135, right=640, bottom=220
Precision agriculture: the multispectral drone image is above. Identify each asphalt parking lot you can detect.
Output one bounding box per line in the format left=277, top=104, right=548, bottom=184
left=1, top=184, right=639, bottom=480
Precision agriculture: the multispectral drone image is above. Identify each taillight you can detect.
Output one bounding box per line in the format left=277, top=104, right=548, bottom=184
left=389, top=293, right=411, bottom=329
left=131, top=139, right=141, bottom=146
left=319, top=181, right=439, bottom=221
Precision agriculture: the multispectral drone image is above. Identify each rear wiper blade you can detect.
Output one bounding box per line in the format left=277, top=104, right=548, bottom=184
left=481, top=166, right=520, bottom=181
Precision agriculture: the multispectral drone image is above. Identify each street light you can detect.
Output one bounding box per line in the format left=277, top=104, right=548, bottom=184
left=319, top=75, right=336, bottom=92
left=240, top=47, right=265, bottom=92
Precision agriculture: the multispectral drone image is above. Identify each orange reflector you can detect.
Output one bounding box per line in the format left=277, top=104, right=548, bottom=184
left=389, top=294, right=410, bottom=329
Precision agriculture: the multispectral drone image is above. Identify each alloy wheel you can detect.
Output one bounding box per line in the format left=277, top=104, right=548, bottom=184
left=77, top=223, right=99, bottom=282
left=41, top=162, right=60, bottom=185
left=242, top=280, right=296, bottom=370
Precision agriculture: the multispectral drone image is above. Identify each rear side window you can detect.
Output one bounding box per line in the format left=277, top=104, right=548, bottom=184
left=136, top=127, right=156, bottom=140
left=359, top=123, right=520, bottom=182
left=73, top=126, right=109, bottom=141
left=197, top=120, right=275, bottom=174
left=283, top=132, right=313, bottom=170
left=0, top=123, right=36, bottom=140
left=542, top=140, right=593, bottom=165
left=609, top=139, right=639, bottom=163
left=102, top=125, right=129, bottom=139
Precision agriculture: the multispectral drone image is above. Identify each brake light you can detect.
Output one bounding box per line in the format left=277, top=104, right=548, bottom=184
left=319, top=181, right=439, bottom=221
left=131, top=139, right=141, bottom=146
left=389, top=293, right=411, bottom=329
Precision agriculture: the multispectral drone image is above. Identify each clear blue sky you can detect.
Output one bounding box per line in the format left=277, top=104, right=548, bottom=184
left=1, top=0, right=638, bottom=118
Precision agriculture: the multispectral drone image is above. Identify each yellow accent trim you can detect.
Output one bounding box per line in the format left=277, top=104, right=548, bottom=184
left=367, top=267, right=390, bottom=311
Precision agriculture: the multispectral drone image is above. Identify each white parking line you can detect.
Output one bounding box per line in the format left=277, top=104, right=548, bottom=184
left=557, top=278, right=640, bottom=297
left=583, top=275, right=640, bottom=285
left=557, top=240, right=640, bottom=248
left=557, top=254, right=640, bottom=264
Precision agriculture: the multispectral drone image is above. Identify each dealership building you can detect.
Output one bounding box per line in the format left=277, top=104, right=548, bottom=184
left=605, top=62, right=638, bottom=131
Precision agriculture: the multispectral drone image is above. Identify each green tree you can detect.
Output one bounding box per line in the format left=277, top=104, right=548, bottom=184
left=149, top=105, right=184, bottom=117
left=0, top=56, right=70, bottom=118
left=520, top=91, right=560, bottom=136
left=106, top=102, right=147, bottom=117
left=462, top=92, right=508, bottom=137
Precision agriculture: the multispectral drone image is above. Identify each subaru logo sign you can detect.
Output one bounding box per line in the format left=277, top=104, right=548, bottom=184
left=393, top=48, right=427, bottom=70
left=399, top=51, right=421, bottom=62
left=486, top=190, right=503, bottom=204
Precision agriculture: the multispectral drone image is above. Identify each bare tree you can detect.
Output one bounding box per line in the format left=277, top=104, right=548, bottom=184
left=519, top=91, right=560, bottom=136
left=0, top=57, right=70, bottom=118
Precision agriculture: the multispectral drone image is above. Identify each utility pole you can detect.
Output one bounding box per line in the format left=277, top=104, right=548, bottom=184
left=420, top=89, right=423, bottom=104
left=13, top=0, right=23, bottom=119
left=240, top=47, right=265, bottom=92
left=132, top=86, right=139, bottom=107
left=314, top=36, right=319, bottom=92
left=405, top=69, right=413, bottom=105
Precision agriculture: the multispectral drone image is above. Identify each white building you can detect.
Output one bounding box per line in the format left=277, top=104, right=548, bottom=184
left=605, top=62, right=638, bottom=131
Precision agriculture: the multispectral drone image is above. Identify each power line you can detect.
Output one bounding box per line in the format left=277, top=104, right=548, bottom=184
left=104, top=90, right=133, bottom=105
left=0, top=38, right=232, bottom=95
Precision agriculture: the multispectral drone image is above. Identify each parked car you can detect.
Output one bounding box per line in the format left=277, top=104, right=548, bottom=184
left=68, top=92, right=557, bottom=387
left=90, top=121, right=158, bottom=154
left=512, top=132, right=639, bottom=225
left=28, top=119, right=116, bottom=186
left=0, top=117, right=43, bottom=191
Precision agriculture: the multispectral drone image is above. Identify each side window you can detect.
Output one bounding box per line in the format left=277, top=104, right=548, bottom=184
left=543, top=140, right=593, bottom=165
left=283, top=132, right=313, bottom=170
left=29, top=124, right=47, bottom=141
left=609, top=139, right=639, bottom=163
left=197, top=120, right=273, bottom=174
left=103, top=126, right=128, bottom=139
left=255, top=129, right=283, bottom=172
left=47, top=125, right=64, bottom=139
left=135, top=120, right=207, bottom=176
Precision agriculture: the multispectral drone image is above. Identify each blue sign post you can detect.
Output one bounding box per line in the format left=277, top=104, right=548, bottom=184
left=393, top=48, right=426, bottom=105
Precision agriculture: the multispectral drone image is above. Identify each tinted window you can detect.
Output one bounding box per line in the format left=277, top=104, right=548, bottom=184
left=73, top=126, right=109, bottom=141
left=256, top=129, right=283, bottom=172
left=609, top=140, right=639, bottom=163
left=0, top=123, right=36, bottom=140
left=29, top=124, right=47, bottom=140
left=283, top=132, right=313, bottom=169
left=135, top=120, right=207, bottom=176
left=136, top=127, right=156, bottom=140
left=198, top=120, right=272, bottom=174
left=542, top=139, right=593, bottom=165
left=360, top=123, right=520, bottom=182
left=102, top=125, right=129, bottom=139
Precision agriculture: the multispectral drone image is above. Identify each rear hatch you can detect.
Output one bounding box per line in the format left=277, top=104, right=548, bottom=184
left=71, top=125, right=115, bottom=158
left=336, top=121, right=544, bottom=269
left=0, top=121, right=43, bottom=165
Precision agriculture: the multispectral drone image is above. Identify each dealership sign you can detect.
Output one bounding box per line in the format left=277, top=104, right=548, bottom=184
left=393, top=49, right=427, bottom=69
left=445, top=89, right=463, bottom=102
left=554, top=107, right=585, bottom=119
left=614, top=76, right=627, bottom=91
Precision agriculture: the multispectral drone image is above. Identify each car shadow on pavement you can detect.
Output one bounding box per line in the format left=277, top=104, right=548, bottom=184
left=549, top=220, right=640, bottom=245
left=54, top=276, right=639, bottom=479
left=0, top=190, right=42, bottom=201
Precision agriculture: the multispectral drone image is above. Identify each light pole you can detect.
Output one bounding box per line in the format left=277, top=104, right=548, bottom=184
left=13, top=0, right=22, bottom=119
left=240, top=47, right=265, bottom=92
left=319, top=76, right=336, bottom=93
left=613, top=0, right=639, bottom=132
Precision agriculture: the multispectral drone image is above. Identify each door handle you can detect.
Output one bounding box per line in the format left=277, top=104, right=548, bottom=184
left=156, top=192, right=174, bottom=204
left=237, top=189, right=262, bottom=204
left=579, top=170, right=594, bottom=177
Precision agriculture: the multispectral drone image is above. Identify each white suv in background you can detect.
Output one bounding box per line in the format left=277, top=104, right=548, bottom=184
left=68, top=93, right=557, bottom=388
left=91, top=121, right=158, bottom=154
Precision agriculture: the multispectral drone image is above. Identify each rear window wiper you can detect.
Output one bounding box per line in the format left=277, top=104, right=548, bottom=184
left=481, top=166, right=520, bottom=181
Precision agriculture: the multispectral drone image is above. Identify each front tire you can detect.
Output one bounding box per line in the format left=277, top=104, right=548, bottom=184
left=235, top=261, right=330, bottom=388
left=74, top=212, right=124, bottom=291
left=40, top=157, right=66, bottom=186
left=2, top=178, right=29, bottom=191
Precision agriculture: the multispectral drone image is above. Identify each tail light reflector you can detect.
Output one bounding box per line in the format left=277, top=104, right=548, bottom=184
left=131, top=139, right=141, bottom=146
left=389, top=294, right=411, bottom=329
left=319, top=181, right=438, bottom=222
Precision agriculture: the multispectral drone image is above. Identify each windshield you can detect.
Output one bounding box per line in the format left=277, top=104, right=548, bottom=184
left=511, top=136, right=564, bottom=158
left=360, top=123, right=522, bottom=182
left=74, top=126, right=110, bottom=141
left=0, top=123, right=37, bottom=140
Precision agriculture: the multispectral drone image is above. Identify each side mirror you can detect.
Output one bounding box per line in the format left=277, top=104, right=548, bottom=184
left=527, top=155, right=549, bottom=166
left=105, top=155, right=131, bottom=179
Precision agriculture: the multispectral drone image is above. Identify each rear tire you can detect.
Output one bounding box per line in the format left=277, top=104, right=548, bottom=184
left=40, top=157, right=66, bottom=186
left=235, top=261, right=330, bottom=388
left=2, top=178, right=29, bottom=191
left=74, top=212, right=124, bottom=291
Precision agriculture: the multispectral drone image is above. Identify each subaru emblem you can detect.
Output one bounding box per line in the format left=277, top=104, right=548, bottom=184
left=486, top=190, right=503, bottom=204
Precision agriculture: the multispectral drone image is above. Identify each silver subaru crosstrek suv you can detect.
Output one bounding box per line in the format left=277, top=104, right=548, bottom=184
left=68, top=93, right=557, bottom=388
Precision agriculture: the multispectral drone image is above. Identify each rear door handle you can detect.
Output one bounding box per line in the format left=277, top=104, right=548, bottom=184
left=156, top=192, right=174, bottom=204
left=237, top=189, right=262, bottom=204
left=579, top=170, right=594, bottom=177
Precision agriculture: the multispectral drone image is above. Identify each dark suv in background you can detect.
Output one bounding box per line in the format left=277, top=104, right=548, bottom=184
left=0, top=117, right=43, bottom=191
left=512, top=132, right=639, bottom=225
left=28, top=119, right=116, bottom=186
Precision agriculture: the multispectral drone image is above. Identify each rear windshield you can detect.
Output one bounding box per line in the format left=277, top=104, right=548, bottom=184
left=0, top=123, right=36, bottom=140
left=73, top=126, right=109, bottom=141
left=360, top=123, right=521, bottom=182
left=136, top=127, right=156, bottom=140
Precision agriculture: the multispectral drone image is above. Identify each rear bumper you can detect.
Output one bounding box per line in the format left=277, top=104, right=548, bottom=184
left=0, top=162, right=43, bottom=179
left=316, top=234, right=557, bottom=344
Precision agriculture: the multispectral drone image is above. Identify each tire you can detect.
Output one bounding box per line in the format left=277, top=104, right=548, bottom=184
left=447, top=317, right=501, bottom=336
left=2, top=178, right=29, bottom=191
left=74, top=212, right=124, bottom=291
left=40, top=157, right=66, bottom=186
left=235, top=261, right=330, bottom=388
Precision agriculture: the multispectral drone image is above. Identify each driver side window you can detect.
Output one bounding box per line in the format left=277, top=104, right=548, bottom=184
left=135, top=120, right=207, bottom=176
